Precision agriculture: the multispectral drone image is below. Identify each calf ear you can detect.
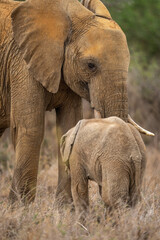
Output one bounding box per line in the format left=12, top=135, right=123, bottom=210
left=60, top=134, right=70, bottom=170
left=60, top=121, right=82, bottom=167
left=60, top=134, right=68, bottom=163
left=11, top=0, right=70, bottom=93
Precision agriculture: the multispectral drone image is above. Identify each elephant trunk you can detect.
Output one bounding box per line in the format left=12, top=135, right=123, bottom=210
left=103, top=87, right=128, bottom=122
left=104, top=71, right=128, bottom=121
left=90, top=70, right=128, bottom=122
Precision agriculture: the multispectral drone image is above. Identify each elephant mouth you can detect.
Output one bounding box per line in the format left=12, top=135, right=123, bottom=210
left=93, top=109, right=155, bottom=136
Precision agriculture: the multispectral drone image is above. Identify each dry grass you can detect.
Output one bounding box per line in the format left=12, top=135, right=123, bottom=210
left=0, top=111, right=160, bottom=240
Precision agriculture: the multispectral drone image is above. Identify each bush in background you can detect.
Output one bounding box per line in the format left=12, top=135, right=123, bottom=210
left=106, top=0, right=160, bottom=57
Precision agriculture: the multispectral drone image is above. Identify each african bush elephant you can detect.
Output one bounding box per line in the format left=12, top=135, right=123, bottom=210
left=0, top=0, right=152, bottom=204
left=60, top=117, right=146, bottom=217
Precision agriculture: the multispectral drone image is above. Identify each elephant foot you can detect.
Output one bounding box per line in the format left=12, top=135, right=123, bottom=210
left=9, top=178, right=36, bottom=205
left=8, top=188, right=19, bottom=204
left=9, top=188, right=36, bottom=205
left=54, top=189, right=73, bottom=211
left=54, top=177, right=74, bottom=212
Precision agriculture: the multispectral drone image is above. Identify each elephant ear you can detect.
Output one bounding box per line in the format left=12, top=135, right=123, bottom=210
left=81, top=0, right=112, bottom=19
left=60, top=121, right=82, bottom=170
left=11, top=0, right=70, bottom=93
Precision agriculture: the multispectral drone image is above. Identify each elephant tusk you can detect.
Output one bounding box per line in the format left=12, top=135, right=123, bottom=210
left=94, top=109, right=101, bottom=118
left=128, top=114, right=155, bottom=136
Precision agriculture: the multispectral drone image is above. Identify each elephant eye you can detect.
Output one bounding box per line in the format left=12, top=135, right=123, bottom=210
left=87, top=62, right=96, bottom=71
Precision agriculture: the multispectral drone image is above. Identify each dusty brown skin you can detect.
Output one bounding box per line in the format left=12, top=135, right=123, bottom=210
left=60, top=117, right=146, bottom=217
left=0, top=0, right=130, bottom=203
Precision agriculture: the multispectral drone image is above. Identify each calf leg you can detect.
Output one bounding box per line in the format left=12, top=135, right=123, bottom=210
left=70, top=153, right=89, bottom=221
left=102, top=164, right=130, bottom=208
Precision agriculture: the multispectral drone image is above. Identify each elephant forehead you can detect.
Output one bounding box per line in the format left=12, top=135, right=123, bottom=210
left=80, top=28, right=129, bottom=61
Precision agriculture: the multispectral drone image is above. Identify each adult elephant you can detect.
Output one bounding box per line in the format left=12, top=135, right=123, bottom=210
left=0, top=0, right=152, bottom=204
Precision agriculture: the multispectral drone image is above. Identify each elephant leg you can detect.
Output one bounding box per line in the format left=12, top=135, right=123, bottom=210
left=128, top=123, right=146, bottom=204
left=102, top=166, right=130, bottom=208
left=70, top=153, right=89, bottom=221
left=9, top=70, right=45, bottom=204
left=9, top=118, right=44, bottom=204
left=55, top=91, right=82, bottom=206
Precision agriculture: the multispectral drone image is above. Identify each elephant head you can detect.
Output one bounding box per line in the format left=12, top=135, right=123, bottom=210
left=11, top=0, right=154, bottom=136
left=63, top=0, right=130, bottom=121
left=11, top=0, right=129, bottom=120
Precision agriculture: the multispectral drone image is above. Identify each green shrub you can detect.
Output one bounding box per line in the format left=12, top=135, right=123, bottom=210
left=105, top=0, right=160, bottom=57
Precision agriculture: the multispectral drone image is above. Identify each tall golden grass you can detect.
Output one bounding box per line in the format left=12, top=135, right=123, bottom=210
left=0, top=110, right=160, bottom=240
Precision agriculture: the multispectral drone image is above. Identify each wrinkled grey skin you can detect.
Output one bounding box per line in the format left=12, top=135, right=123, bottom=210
left=60, top=117, right=146, bottom=217
left=0, top=0, right=130, bottom=204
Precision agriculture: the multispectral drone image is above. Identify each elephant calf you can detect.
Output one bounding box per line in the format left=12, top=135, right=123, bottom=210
left=60, top=117, right=146, bottom=216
